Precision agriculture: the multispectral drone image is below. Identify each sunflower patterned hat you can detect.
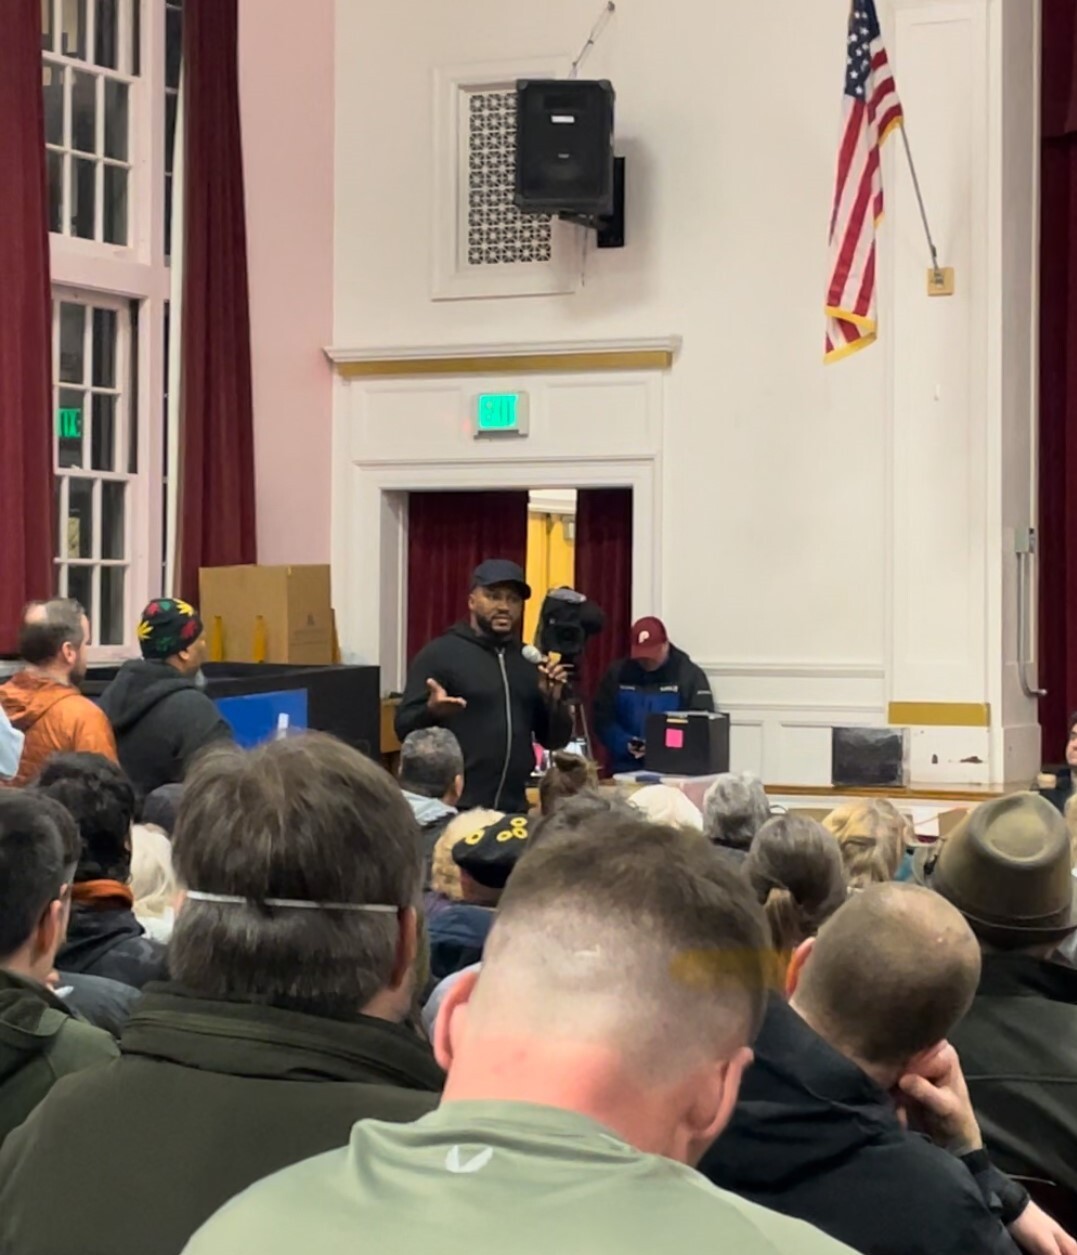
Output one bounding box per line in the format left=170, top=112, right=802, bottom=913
left=137, top=598, right=204, bottom=660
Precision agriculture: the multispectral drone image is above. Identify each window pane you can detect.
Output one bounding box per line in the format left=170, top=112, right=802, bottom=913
left=67, top=565, right=93, bottom=625
left=91, top=306, right=116, bottom=386
left=165, top=91, right=177, bottom=176
left=71, top=156, right=95, bottom=238
left=67, top=478, right=94, bottom=558
left=101, top=481, right=124, bottom=558
left=43, top=63, right=63, bottom=145
left=42, top=0, right=55, bottom=51
left=104, top=79, right=127, bottom=159
left=164, top=172, right=174, bottom=258
left=94, top=0, right=118, bottom=68
left=103, top=164, right=127, bottom=245
left=128, top=298, right=139, bottom=473
left=71, top=70, right=96, bottom=154
left=47, top=151, right=63, bottom=232
left=57, top=387, right=85, bottom=468
left=165, top=5, right=182, bottom=90
left=131, top=0, right=140, bottom=75
left=100, top=566, right=125, bottom=645
left=59, top=303, right=85, bottom=383
left=91, top=393, right=116, bottom=471
left=61, top=0, right=86, bottom=58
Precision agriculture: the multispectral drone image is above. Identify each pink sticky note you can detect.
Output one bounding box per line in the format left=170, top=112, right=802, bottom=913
left=665, top=728, right=684, bottom=750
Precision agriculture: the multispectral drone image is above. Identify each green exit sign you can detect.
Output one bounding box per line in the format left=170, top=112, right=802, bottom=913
left=56, top=407, right=82, bottom=440
left=475, top=392, right=529, bottom=438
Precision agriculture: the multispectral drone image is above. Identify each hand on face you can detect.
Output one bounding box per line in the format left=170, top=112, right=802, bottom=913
left=896, top=1041, right=982, bottom=1156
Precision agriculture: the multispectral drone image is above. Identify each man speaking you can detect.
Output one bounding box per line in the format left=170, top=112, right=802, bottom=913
left=395, top=560, right=572, bottom=812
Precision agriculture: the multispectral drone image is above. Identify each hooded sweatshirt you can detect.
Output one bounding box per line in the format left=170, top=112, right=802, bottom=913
left=395, top=623, right=572, bottom=812
left=0, top=969, right=117, bottom=1146
left=699, top=998, right=1019, bottom=1255
left=97, top=659, right=233, bottom=796
left=0, top=671, right=117, bottom=788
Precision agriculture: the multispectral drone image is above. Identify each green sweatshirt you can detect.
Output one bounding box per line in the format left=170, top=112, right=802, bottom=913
left=0, top=969, right=117, bottom=1146
left=185, top=1101, right=858, bottom=1255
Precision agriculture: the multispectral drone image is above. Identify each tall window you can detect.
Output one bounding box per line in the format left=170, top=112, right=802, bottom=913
left=44, top=0, right=178, bottom=658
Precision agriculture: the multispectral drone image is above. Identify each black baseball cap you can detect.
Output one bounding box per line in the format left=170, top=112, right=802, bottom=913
left=471, top=559, right=531, bottom=600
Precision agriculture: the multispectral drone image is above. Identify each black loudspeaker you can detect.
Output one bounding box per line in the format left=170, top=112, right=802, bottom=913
left=515, top=79, right=615, bottom=216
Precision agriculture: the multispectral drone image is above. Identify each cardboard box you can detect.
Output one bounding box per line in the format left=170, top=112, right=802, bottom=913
left=199, top=565, right=333, bottom=665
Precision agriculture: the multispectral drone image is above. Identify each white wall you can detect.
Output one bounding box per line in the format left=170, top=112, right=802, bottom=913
left=331, top=0, right=1039, bottom=785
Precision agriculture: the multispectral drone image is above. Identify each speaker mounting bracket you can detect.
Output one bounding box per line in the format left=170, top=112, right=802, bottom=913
left=557, top=156, right=625, bottom=249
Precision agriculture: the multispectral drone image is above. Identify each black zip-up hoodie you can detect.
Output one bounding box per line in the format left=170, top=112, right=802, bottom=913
left=395, top=622, right=572, bottom=812
left=97, top=660, right=233, bottom=797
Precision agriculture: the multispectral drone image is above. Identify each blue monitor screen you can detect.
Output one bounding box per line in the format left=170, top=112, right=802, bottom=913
left=215, top=689, right=309, bottom=749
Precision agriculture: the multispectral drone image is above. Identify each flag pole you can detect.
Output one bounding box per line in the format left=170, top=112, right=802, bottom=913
left=898, top=125, right=943, bottom=285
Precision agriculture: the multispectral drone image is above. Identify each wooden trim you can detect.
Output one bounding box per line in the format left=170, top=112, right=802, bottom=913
left=764, top=782, right=1013, bottom=802
left=888, top=701, right=991, bottom=727
left=332, top=349, right=675, bottom=379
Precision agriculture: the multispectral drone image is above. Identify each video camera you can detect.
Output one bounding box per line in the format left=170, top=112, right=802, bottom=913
left=535, top=587, right=605, bottom=662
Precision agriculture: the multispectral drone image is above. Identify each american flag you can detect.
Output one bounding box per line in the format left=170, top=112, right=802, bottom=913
left=825, top=0, right=904, bottom=363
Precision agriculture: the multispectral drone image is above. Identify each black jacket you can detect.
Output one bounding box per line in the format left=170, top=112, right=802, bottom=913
left=395, top=623, right=572, bottom=811
left=593, top=645, right=714, bottom=774
left=949, top=953, right=1077, bottom=1195
left=55, top=971, right=141, bottom=1037
left=1039, top=766, right=1075, bottom=814
left=56, top=902, right=168, bottom=990
left=0, top=983, right=444, bottom=1255
left=700, top=998, right=1020, bottom=1255
left=98, top=659, right=233, bottom=797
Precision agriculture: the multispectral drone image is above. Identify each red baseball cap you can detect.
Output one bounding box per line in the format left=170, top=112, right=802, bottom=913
left=630, top=617, right=669, bottom=661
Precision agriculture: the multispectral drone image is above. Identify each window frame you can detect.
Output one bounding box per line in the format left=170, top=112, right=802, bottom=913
left=47, top=0, right=169, bottom=664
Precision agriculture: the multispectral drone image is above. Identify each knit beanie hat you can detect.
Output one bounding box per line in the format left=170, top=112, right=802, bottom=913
left=137, top=598, right=204, bottom=660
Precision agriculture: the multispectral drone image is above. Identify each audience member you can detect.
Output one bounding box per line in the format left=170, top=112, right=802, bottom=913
left=425, top=810, right=524, bottom=982
left=1039, top=711, right=1077, bottom=814
left=744, top=815, right=847, bottom=966
left=422, top=790, right=640, bottom=1035
left=50, top=970, right=141, bottom=1038
left=700, top=884, right=1035, bottom=1255
left=0, top=707, right=25, bottom=780
left=703, top=772, right=771, bottom=860
left=398, top=727, right=464, bottom=886
left=823, top=799, right=909, bottom=890
left=142, top=781, right=184, bottom=835
left=36, top=753, right=168, bottom=989
left=98, top=598, right=232, bottom=797
left=538, top=749, right=598, bottom=815
left=131, top=824, right=177, bottom=943
left=629, top=782, right=704, bottom=830
left=927, top=795, right=1077, bottom=1197
left=0, top=792, right=117, bottom=1144
left=0, top=600, right=116, bottom=788
left=184, top=818, right=850, bottom=1255
left=0, top=733, right=442, bottom=1255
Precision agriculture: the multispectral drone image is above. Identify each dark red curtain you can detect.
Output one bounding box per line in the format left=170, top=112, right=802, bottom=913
left=1038, top=0, right=1077, bottom=753
left=406, top=491, right=528, bottom=663
left=177, top=0, right=256, bottom=605
left=574, top=489, right=633, bottom=717
left=0, top=1, right=54, bottom=652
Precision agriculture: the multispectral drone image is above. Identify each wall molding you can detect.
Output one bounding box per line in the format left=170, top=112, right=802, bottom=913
left=700, top=661, right=886, bottom=681
left=325, top=337, right=682, bottom=378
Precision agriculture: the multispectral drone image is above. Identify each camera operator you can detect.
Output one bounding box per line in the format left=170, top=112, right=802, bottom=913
left=395, top=560, right=573, bottom=812
left=594, top=617, right=714, bottom=774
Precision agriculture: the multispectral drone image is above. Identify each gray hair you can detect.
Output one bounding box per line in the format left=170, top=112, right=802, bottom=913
left=19, top=599, right=85, bottom=665
left=399, top=727, right=464, bottom=799
left=703, top=772, right=771, bottom=851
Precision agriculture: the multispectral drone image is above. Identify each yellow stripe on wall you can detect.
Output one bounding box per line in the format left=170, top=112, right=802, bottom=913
left=888, top=702, right=991, bottom=728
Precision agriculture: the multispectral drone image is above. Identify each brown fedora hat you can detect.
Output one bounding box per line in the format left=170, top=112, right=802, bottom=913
left=926, top=793, right=1077, bottom=945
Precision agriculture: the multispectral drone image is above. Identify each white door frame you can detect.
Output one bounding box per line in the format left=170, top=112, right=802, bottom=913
left=334, top=456, right=660, bottom=690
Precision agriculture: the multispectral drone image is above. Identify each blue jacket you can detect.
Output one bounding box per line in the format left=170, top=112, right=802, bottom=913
left=593, top=646, right=714, bottom=775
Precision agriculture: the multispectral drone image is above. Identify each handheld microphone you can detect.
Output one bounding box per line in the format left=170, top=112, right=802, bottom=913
left=522, top=645, right=545, bottom=665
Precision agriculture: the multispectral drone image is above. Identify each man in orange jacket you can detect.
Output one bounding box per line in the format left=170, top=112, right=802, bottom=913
left=0, top=600, right=117, bottom=788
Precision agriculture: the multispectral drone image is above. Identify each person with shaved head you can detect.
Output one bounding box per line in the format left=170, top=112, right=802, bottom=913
left=185, top=816, right=853, bottom=1255
left=701, top=884, right=1067, bottom=1255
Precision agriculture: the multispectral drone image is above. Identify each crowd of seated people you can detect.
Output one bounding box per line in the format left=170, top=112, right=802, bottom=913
left=1, top=594, right=1077, bottom=1255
